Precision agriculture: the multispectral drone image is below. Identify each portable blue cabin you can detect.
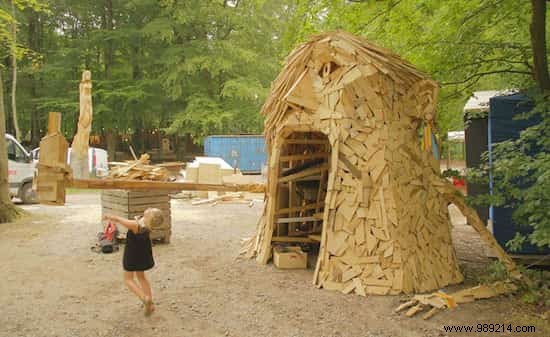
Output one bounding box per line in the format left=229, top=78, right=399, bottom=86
left=204, top=135, right=266, bottom=173
left=465, top=91, right=548, bottom=255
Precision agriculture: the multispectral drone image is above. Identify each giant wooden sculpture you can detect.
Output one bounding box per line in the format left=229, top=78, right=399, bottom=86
left=247, top=31, right=520, bottom=296
left=71, top=70, right=93, bottom=179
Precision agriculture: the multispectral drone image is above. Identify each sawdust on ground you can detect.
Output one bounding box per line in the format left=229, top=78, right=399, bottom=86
left=1, top=192, right=548, bottom=337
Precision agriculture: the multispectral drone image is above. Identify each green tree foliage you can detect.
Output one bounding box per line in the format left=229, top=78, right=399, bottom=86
left=0, top=0, right=48, bottom=223
left=468, top=0, right=550, bottom=252
left=3, top=0, right=298, bottom=146
left=150, top=0, right=295, bottom=139
left=281, top=0, right=539, bottom=134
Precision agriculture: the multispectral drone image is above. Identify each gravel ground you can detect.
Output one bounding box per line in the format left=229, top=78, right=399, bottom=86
left=0, top=192, right=547, bottom=337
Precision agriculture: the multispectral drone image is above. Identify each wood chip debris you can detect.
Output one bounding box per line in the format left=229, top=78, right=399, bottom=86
left=395, top=281, right=517, bottom=319
left=108, top=154, right=170, bottom=181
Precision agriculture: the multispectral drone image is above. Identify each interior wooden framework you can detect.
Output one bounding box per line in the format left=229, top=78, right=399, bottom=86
left=273, top=132, right=330, bottom=249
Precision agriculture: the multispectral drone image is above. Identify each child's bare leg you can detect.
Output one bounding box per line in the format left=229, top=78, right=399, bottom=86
left=136, top=272, right=155, bottom=314
left=124, top=271, right=146, bottom=301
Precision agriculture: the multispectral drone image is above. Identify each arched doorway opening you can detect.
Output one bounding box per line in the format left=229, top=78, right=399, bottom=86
left=272, top=131, right=330, bottom=268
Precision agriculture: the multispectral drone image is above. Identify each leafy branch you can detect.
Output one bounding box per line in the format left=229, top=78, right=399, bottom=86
left=441, top=69, right=533, bottom=86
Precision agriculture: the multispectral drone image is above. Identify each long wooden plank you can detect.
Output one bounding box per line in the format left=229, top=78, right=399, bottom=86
left=338, top=152, right=362, bottom=179
left=313, top=139, right=339, bottom=286
left=276, top=202, right=324, bottom=215
left=272, top=236, right=316, bottom=243
left=437, top=179, right=522, bottom=280
left=276, top=216, right=319, bottom=224
left=308, top=234, right=322, bottom=242
left=70, top=178, right=264, bottom=192
left=257, top=136, right=283, bottom=264
left=278, top=164, right=329, bottom=184
left=280, top=153, right=330, bottom=162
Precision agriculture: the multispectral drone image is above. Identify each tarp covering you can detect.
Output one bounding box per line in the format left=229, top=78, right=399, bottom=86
left=447, top=131, right=464, bottom=142
left=488, top=93, right=547, bottom=254
left=464, top=90, right=516, bottom=113
left=464, top=116, right=489, bottom=225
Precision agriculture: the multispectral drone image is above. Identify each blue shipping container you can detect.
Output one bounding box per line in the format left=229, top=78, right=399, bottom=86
left=204, top=135, right=266, bottom=173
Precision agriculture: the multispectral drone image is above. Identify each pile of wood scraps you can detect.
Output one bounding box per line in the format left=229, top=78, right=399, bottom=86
left=108, top=154, right=170, bottom=181
left=157, top=162, right=185, bottom=178
left=395, top=281, right=517, bottom=320
left=191, top=192, right=261, bottom=207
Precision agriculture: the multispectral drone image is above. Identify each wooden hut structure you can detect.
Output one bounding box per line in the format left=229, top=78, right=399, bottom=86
left=249, top=31, right=465, bottom=295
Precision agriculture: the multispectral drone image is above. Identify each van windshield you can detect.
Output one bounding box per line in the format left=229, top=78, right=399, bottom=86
left=7, top=138, right=29, bottom=162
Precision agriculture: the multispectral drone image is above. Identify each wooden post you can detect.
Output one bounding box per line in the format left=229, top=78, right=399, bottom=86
left=71, top=70, right=93, bottom=179
left=47, top=111, right=61, bottom=135
left=36, top=112, right=71, bottom=205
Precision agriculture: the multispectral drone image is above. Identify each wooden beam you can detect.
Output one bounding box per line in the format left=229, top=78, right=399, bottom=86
left=280, top=153, right=330, bottom=162
left=47, top=112, right=62, bottom=135
left=276, top=216, right=320, bottom=224
left=276, top=202, right=325, bottom=215
left=339, top=152, right=362, bottom=179
left=272, top=236, right=317, bottom=243
left=278, top=164, right=329, bottom=184
left=69, top=178, right=265, bottom=193
left=438, top=179, right=522, bottom=280
left=308, top=234, right=322, bottom=242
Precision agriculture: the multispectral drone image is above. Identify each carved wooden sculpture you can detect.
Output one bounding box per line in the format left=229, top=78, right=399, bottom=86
left=247, top=31, right=519, bottom=296
left=71, top=70, right=93, bottom=179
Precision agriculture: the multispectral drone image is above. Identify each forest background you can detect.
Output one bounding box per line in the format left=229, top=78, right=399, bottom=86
left=0, top=0, right=542, bottom=148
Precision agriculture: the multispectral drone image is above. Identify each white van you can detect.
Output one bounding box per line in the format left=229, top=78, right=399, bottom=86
left=30, top=146, right=109, bottom=177
left=5, top=134, right=36, bottom=203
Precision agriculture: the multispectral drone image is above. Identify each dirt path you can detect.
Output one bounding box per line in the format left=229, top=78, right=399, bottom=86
left=0, top=192, right=547, bottom=337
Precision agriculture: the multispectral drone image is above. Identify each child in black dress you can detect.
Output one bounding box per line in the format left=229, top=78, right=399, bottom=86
left=103, top=208, right=164, bottom=316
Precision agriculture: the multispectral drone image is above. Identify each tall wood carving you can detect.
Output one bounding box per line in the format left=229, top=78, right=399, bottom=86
left=71, top=70, right=93, bottom=178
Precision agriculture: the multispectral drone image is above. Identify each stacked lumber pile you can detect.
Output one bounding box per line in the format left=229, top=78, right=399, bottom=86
left=157, top=162, right=185, bottom=178
left=184, top=156, right=236, bottom=198
left=185, top=157, right=235, bottom=184
left=102, top=189, right=172, bottom=243
left=247, top=31, right=519, bottom=297
left=109, top=154, right=170, bottom=181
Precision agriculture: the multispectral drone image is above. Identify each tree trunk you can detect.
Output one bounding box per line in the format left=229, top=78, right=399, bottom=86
left=105, top=129, right=117, bottom=161
left=103, top=0, right=114, bottom=79
left=0, top=70, right=23, bottom=223
left=28, top=11, right=41, bottom=147
left=10, top=0, right=20, bottom=140
left=530, top=0, right=550, bottom=91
